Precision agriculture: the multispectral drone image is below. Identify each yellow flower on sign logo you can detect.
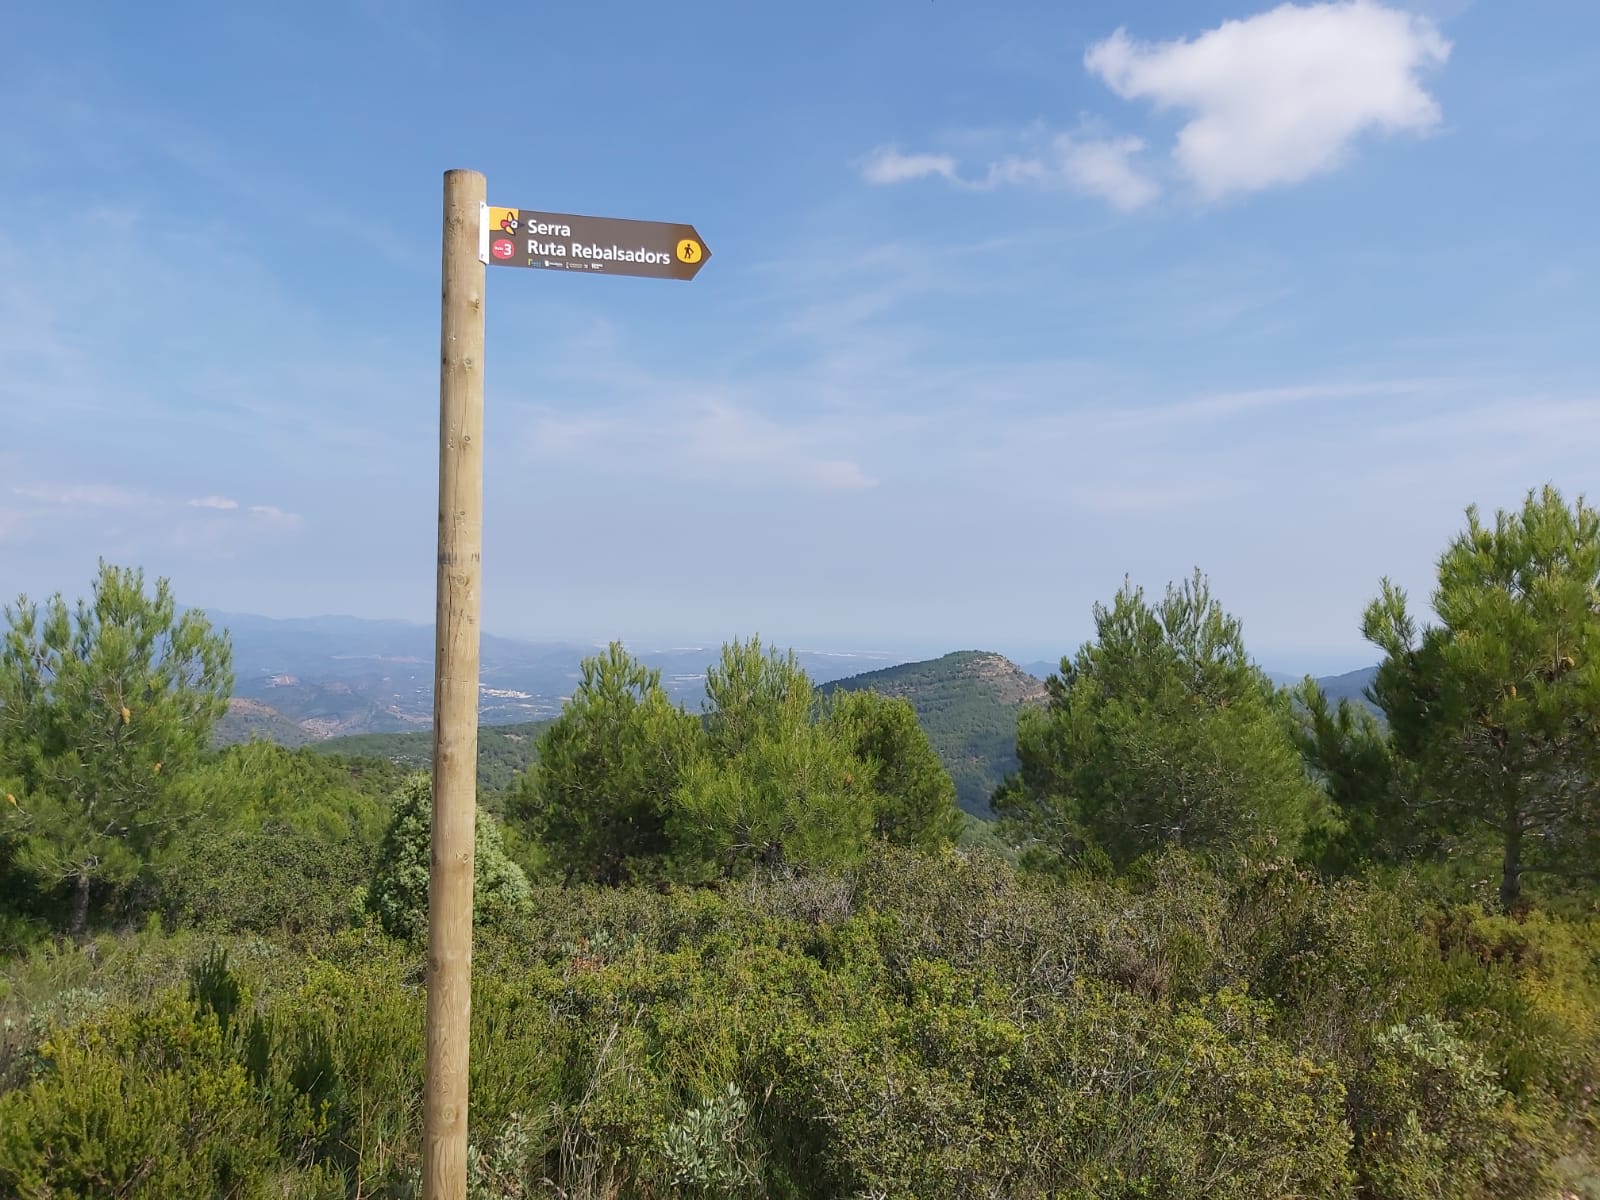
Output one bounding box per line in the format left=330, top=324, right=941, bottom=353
left=490, top=207, right=519, bottom=236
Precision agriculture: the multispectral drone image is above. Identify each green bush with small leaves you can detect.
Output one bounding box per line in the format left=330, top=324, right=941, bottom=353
left=1, top=848, right=1595, bottom=1198
left=366, top=771, right=532, bottom=940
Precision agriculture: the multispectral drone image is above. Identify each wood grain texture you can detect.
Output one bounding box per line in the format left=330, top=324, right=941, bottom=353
left=424, top=167, right=486, bottom=1200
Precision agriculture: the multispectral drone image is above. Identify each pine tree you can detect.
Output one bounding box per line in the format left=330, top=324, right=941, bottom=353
left=0, top=561, right=232, bottom=935
left=671, top=637, right=873, bottom=877
left=824, top=688, right=962, bottom=851
left=1292, top=679, right=1432, bottom=872
left=1361, top=485, right=1600, bottom=911
left=996, top=570, right=1324, bottom=868
left=508, top=642, right=702, bottom=885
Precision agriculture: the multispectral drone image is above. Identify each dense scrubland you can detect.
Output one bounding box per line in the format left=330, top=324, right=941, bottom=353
left=2, top=484, right=1597, bottom=1198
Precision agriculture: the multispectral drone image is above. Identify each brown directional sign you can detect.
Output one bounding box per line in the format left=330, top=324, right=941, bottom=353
left=483, top=206, right=710, bottom=280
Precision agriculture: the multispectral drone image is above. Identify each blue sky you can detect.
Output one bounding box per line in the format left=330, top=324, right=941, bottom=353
left=2, top=0, right=1596, bottom=673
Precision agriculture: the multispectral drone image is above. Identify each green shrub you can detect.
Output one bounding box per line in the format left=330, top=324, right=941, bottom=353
left=1426, top=906, right=1600, bottom=1101
left=367, top=772, right=531, bottom=939
left=1351, top=1015, right=1518, bottom=1199
left=0, top=848, right=1594, bottom=1198
left=660, top=1082, right=760, bottom=1196
left=163, top=822, right=372, bottom=938
left=0, top=991, right=295, bottom=1198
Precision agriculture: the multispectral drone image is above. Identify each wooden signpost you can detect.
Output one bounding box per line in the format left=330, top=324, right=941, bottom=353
left=425, top=170, right=710, bottom=1200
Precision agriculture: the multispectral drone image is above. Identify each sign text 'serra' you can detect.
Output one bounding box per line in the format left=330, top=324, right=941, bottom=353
left=482, top=207, right=710, bottom=280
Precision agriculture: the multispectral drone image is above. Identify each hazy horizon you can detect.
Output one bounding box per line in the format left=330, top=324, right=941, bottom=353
left=183, top=601, right=1379, bottom=680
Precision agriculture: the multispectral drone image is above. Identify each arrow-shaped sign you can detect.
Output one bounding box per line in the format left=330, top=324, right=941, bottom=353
left=483, top=206, right=711, bottom=281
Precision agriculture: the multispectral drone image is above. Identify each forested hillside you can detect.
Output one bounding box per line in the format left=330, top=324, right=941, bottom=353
left=216, top=697, right=318, bottom=747
left=311, top=720, right=552, bottom=794
left=821, top=650, right=1046, bottom=815
left=3, top=486, right=1598, bottom=1198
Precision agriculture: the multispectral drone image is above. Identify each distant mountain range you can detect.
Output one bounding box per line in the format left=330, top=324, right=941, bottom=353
left=1310, top=666, right=1380, bottom=708
left=210, top=613, right=1383, bottom=816
left=210, top=611, right=909, bottom=746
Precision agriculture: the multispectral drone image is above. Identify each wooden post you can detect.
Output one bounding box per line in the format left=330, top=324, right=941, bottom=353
left=424, top=167, right=487, bottom=1200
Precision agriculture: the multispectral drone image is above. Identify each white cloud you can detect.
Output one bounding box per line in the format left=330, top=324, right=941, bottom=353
left=11, top=483, right=151, bottom=509
left=10, top=483, right=302, bottom=528
left=861, top=134, right=1159, bottom=210
left=690, top=401, right=876, bottom=487
left=860, top=148, right=958, bottom=185
left=247, top=504, right=303, bottom=527
left=1073, top=481, right=1246, bottom=514
left=1053, top=135, right=1160, bottom=211
left=1375, top=396, right=1600, bottom=448
left=861, top=3, right=1449, bottom=211
left=805, top=460, right=879, bottom=491
left=1134, top=376, right=1461, bottom=426
left=522, top=397, right=880, bottom=493
left=1085, top=1, right=1451, bottom=198
left=857, top=148, right=953, bottom=185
